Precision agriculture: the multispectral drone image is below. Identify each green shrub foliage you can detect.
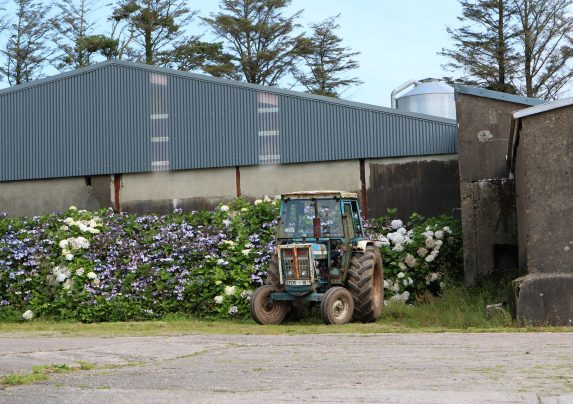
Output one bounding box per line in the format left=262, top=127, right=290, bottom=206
left=0, top=202, right=462, bottom=322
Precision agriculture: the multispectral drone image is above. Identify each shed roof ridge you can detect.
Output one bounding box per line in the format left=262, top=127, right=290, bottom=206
left=0, top=60, right=116, bottom=97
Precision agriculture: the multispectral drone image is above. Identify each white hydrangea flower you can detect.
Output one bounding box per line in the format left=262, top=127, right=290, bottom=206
left=443, top=226, right=451, bottom=233
left=240, top=208, right=248, bottom=212
left=398, top=262, right=407, bottom=271
left=241, top=249, right=251, bottom=256
left=404, top=254, right=417, bottom=268
left=59, top=239, right=69, bottom=249
left=397, top=272, right=405, bottom=279
left=392, top=283, right=400, bottom=293
left=63, top=279, right=73, bottom=290
left=219, top=205, right=230, bottom=212
left=435, top=230, right=444, bottom=239
left=397, top=227, right=407, bottom=235
left=228, top=306, right=239, bottom=315
left=75, top=268, right=84, bottom=276
left=87, top=271, right=97, bottom=280
left=425, top=254, right=435, bottom=263
left=390, top=219, right=403, bottom=230
left=254, top=199, right=263, bottom=205
left=222, top=219, right=231, bottom=227
left=422, top=230, right=434, bottom=239
left=425, top=238, right=437, bottom=249
left=69, top=206, right=77, bottom=211
left=407, top=277, right=413, bottom=286
left=78, top=223, right=89, bottom=232
left=224, top=285, right=237, bottom=295
left=392, top=244, right=404, bottom=252
left=22, top=310, right=34, bottom=320
left=417, top=247, right=428, bottom=257
left=263, top=195, right=271, bottom=202
left=384, top=280, right=391, bottom=289
left=240, top=290, right=252, bottom=300
left=214, top=295, right=224, bottom=304
left=88, top=228, right=100, bottom=234
left=65, top=253, right=74, bottom=261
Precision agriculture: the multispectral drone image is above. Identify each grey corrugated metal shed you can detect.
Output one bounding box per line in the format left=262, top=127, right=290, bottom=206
left=0, top=60, right=457, bottom=182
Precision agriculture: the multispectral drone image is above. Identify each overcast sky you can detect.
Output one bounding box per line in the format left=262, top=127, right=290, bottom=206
left=0, top=0, right=463, bottom=107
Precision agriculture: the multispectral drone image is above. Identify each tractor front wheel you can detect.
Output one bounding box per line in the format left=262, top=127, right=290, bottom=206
left=320, top=287, right=354, bottom=325
left=250, top=285, right=288, bottom=325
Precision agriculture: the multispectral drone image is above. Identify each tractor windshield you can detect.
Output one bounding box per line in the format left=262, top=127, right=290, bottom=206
left=278, top=199, right=343, bottom=239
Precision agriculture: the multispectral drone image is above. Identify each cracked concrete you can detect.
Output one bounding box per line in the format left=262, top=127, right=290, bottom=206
left=1, top=333, right=573, bottom=403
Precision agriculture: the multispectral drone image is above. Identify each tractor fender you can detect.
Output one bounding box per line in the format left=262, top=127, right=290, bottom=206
left=353, top=240, right=374, bottom=252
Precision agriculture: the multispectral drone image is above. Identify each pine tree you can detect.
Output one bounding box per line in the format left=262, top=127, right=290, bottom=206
left=53, top=0, right=118, bottom=70
left=513, top=0, right=573, bottom=99
left=441, top=0, right=519, bottom=93
left=202, top=0, right=304, bottom=86
left=443, top=0, right=573, bottom=99
left=293, top=15, right=362, bottom=97
left=110, top=0, right=193, bottom=65
left=0, top=0, right=54, bottom=85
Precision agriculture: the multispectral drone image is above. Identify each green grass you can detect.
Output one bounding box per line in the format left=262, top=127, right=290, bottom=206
left=1, top=285, right=571, bottom=336
left=0, top=363, right=92, bottom=386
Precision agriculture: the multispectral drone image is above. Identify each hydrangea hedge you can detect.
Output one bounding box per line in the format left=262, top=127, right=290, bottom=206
left=0, top=200, right=462, bottom=322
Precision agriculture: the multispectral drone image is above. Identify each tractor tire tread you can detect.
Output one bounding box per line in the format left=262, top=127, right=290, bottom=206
left=347, top=245, right=384, bottom=323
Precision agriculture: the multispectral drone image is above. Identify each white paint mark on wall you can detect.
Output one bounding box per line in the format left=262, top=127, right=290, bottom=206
left=477, top=130, right=494, bottom=142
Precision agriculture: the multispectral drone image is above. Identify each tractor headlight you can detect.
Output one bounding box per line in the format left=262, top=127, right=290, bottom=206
left=301, top=269, right=308, bottom=277
left=287, top=270, right=294, bottom=277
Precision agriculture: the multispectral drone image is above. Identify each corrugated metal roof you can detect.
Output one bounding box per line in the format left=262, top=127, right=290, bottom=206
left=454, top=84, right=544, bottom=106
left=513, top=97, right=573, bottom=118
left=0, top=60, right=457, bottom=182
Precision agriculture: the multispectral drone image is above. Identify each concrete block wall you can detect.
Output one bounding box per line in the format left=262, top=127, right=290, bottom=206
left=0, top=176, right=111, bottom=217
left=1, top=156, right=461, bottom=221
left=456, top=92, right=533, bottom=285
left=512, top=106, right=573, bottom=326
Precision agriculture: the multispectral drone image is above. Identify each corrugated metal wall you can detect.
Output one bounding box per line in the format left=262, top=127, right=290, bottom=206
left=0, top=61, right=456, bottom=182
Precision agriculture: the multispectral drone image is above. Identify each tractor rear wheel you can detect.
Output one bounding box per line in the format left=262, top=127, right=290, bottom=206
left=347, top=245, right=384, bottom=322
left=320, top=287, right=354, bottom=325
left=250, top=285, right=288, bottom=325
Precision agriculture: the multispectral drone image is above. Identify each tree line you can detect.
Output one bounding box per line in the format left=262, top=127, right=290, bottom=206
left=442, top=0, right=573, bottom=100
left=0, top=0, right=362, bottom=97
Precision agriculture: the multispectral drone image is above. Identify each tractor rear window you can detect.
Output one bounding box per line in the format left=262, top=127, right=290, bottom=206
left=278, top=199, right=343, bottom=238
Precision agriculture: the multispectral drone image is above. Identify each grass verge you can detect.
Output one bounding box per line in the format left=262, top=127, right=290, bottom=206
left=0, top=285, right=571, bottom=336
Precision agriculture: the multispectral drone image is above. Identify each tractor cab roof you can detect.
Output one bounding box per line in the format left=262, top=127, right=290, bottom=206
left=281, top=190, right=358, bottom=200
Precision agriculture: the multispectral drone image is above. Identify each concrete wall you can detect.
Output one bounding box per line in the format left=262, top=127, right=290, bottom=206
left=1, top=156, right=461, bottom=220
left=512, top=107, right=573, bottom=326
left=516, top=108, right=573, bottom=274
left=456, top=92, right=534, bottom=285
left=366, top=156, right=460, bottom=219
left=119, top=168, right=237, bottom=214
left=240, top=161, right=361, bottom=198
left=0, top=176, right=111, bottom=217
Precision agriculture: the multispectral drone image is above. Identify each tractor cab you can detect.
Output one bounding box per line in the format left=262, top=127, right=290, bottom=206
left=276, top=191, right=365, bottom=294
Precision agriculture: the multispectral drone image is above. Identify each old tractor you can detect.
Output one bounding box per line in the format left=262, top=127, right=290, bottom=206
left=250, top=191, right=383, bottom=325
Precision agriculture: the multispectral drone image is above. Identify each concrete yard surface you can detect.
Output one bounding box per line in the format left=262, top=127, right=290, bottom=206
left=1, top=333, right=572, bottom=403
